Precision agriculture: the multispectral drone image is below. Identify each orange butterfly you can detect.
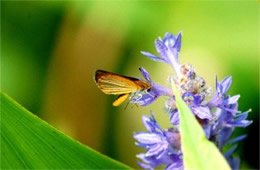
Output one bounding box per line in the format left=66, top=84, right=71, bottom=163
left=94, top=70, right=151, bottom=106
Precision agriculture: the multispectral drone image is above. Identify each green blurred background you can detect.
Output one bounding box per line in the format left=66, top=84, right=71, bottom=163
left=1, top=1, right=259, bottom=169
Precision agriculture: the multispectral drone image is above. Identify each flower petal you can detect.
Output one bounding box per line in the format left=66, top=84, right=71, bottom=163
left=155, top=148, right=168, bottom=159
left=229, top=157, right=240, bottom=170
left=225, top=134, right=247, bottom=145
left=224, top=145, right=240, bottom=170
left=227, top=110, right=253, bottom=127
left=228, top=120, right=253, bottom=127
left=142, top=113, right=163, bottom=133
left=225, top=145, right=238, bottom=158
left=137, top=161, right=153, bottom=170
left=135, top=142, right=149, bottom=148
left=223, top=95, right=240, bottom=105
left=207, top=93, right=223, bottom=109
left=153, top=32, right=182, bottom=75
left=165, top=162, right=183, bottom=170
left=218, top=76, right=232, bottom=94
left=155, top=39, right=168, bottom=61
left=203, top=125, right=211, bottom=139
left=170, top=111, right=180, bottom=125
left=134, top=132, right=163, bottom=144
left=173, top=32, right=182, bottom=53
left=218, top=127, right=234, bottom=147
left=139, top=67, right=152, bottom=83
left=165, top=154, right=183, bottom=170
left=220, top=105, right=240, bottom=115
left=142, top=115, right=156, bottom=132
left=137, top=153, right=172, bottom=167
left=163, top=32, right=176, bottom=44
left=235, top=110, right=250, bottom=120
left=146, top=142, right=168, bottom=157
left=166, top=130, right=181, bottom=151
left=191, top=106, right=213, bottom=120
left=152, top=84, right=173, bottom=97
left=141, top=51, right=166, bottom=63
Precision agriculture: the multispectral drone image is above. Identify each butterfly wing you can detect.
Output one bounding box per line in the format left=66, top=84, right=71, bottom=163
left=113, top=93, right=130, bottom=106
left=95, top=70, right=140, bottom=95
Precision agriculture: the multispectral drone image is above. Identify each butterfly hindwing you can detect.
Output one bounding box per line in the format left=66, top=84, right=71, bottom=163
left=113, top=93, right=130, bottom=106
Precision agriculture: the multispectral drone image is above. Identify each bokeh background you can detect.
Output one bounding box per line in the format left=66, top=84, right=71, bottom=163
left=1, top=1, right=259, bottom=169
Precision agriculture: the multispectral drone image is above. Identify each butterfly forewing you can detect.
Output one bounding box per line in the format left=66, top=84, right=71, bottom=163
left=95, top=70, right=143, bottom=95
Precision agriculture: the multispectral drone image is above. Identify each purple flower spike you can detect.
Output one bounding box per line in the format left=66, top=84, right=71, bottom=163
left=132, top=32, right=252, bottom=169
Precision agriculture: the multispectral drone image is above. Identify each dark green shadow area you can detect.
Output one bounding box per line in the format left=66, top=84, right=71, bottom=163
left=1, top=1, right=66, bottom=115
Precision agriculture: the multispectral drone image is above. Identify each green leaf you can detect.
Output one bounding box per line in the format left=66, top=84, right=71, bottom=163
left=0, top=92, right=130, bottom=169
left=171, top=81, right=231, bottom=170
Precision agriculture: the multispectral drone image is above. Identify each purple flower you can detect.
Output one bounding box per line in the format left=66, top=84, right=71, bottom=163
left=133, top=32, right=252, bottom=169
left=134, top=113, right=183, bottom=170
left=141, top=32, right=182, bottom=77
left=208, top=76, right=232, bottom=109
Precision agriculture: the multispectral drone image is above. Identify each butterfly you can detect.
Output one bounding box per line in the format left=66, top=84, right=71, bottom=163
left=94, top=70, right=151, bottom=106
